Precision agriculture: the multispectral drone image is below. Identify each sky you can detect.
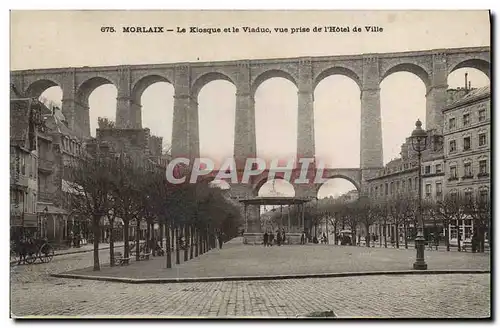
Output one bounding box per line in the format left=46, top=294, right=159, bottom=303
left=10, top=10, right=490, bottom=199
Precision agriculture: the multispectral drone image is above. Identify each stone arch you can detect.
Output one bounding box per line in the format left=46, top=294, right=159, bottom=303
left=76, top=76, right=117, bottom=105
left=25, top=79, right=61, bottom=98
left=448, top=58, right=490, bottom=80
left=191, top=71, right=236, bottom=100
left=131, top=74, right=173, bottom=105
left=316, top=174, right=361, bottom=196
left=313, top=66, right=362, bottom=91
left=253, top=176, right=295, bottom=197
left=251, top=69, right=298, bottom=96
left=381, top=63, right=431, bottom=91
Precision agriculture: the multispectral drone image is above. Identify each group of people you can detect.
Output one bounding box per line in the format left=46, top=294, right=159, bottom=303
left=263, top=229, right=287, bottom=246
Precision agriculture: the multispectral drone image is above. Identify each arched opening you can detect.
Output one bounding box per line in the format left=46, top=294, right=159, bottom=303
left=136, top=80, right=175, bottom=154
left=380, top=71, right=427, bottom=165
left=77, top=77, right=117, bottom=138
left=255, top=77, right=298, bottom=164
left=314, top=75, right=361, bottom=168
left=449, top=58, right=490, bottom=80
left=197, top=79, right=236, bottom=169
left=315, top=178, right=360, bottom=244
left=257, top=178, right=296, bottom=233
left=38, top=85, right=63, bottom=113
left=447, top=67, right=490, bottom=90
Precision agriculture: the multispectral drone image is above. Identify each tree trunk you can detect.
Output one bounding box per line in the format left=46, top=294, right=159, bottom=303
left=456, top=220, right=462, bottom=252
left=445, top=219, right=450, bottom=251
left=195, top=228, right=199, bottom=257
left=383, top=223, right=387, bottom=248
left=379, top=224, right=382, bottom=247
left=333, top=221, right=337, bottom=245
left=92, top=214, right=101, bottom=271
left=159, top=222, right=163, bottom=248
left=365, top=223, right=370, bottom=247
left=395, top=223, right=399, bottom=248
left=199, top=229, right=204, bottom=254
left=403, top=221, right=408, bottom=249
left=146, top=221, right=151, bottom=253
left=109, top=218, right=115, bottom=266
left=135, top=219, right=140, bottom=261
left=175, top=225, right=180, bottom=264
left=165, top=222, right=172, bottom=268
left=189, top=225, right=194, bottom=259
left=184, top=224, right=189, bottom=261
left=123, top=220, right=130, bottom=259
left=171, top=226, right=175, bottom=250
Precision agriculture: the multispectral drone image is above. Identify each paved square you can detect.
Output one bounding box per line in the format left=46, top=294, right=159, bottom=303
left=62, top=238, right=490, bottom=279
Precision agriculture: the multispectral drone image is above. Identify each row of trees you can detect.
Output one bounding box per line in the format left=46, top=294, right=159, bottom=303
left=64, top=143, right=241, bottom=271
left=301, top=193, right=490, bottom=252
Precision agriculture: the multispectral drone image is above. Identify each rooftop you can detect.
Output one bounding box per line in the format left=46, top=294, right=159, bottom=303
left=444, top=85, right=490, bottom=111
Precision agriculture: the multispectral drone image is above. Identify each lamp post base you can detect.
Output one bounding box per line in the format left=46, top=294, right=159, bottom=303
left=413, top=235, right=427, bottom=270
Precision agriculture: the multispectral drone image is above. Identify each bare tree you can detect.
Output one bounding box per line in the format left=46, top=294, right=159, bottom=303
left=109, top=154, right=144, bottom=261
left=65, top=147, right=114, bottom=271
left=436, top=193, right=470, bottom=252
left=465, top=193, right=490, bottom=253
left=97, top=117, right=115, bottom=129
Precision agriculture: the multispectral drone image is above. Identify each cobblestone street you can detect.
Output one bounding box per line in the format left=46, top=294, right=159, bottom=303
left=10, top=245, right=491, bottom=318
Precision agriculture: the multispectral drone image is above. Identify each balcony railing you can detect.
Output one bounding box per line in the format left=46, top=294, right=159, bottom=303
left=38, top=158, right=54, bottom=173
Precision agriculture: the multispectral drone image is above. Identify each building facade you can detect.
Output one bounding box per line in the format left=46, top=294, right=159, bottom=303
left=10, top=87, right=45, bottom=240
left=442, top=85, right=491, bottom=244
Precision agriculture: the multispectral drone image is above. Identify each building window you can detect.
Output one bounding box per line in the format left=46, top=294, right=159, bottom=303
left=425, top=184, right=432, bottom=198
left=463, top=113, right=470, bottom=126
left=478, top=109, right=486, bottom=122
left=450, top=190, right=458, bottom=203
left=402, top=180, right=406, bottom=191
left=479, top=133, right=487, bottom=146
left=385, top=183, right=388, bottom=196
left=436, top=182, right=443, bottom=199
left=449, top=140, right=456, bottom=153
left=463, top=137, right=471, bottom=151
left=450, top=165, right=457, bottom=179
left=435, top=164, right=442, bottom=173
left=479, top=160, right=488, bottom=175
left=464, top=189, right=473, bottom=203
left=424, top=165, right=431, bottom=174
left=449, top=117, right=456, bottom=129
left=464, top=162, right=472, bottom=177
left=390, top=182, right=394, bottom=195
left=414, top=177, right=418, bottom=190
left=408, top=178, right=412, bottom=191
left=479, top=188, right=489, bottom=203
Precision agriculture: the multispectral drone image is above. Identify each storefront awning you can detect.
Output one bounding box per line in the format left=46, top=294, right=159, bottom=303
left=37, top=202, right=68, bottom=215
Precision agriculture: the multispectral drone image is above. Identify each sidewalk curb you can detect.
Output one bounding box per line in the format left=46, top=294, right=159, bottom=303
left=50, top=269, right=490, bottom=284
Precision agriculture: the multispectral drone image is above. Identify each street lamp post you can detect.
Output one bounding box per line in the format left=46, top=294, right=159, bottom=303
left=410, top=119, right=428, bottom=270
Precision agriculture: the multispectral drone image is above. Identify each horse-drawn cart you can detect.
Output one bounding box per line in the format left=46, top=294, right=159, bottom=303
left=12, top=238, right=55, bottom=265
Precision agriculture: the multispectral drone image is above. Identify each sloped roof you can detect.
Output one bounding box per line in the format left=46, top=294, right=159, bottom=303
left=444, top=85, right=490, bottom=110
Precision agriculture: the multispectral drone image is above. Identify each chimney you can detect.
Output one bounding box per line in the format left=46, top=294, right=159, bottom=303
left=469, top=81, right=472, bottom=90
left=465, top=72, right=468, bottom=90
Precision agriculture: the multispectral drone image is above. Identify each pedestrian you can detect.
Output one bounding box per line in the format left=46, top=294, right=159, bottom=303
left=276, top=231, right=282, bottom=246
left=218, top=232, right=224, bottom=249
left=300, top=232, right=305, bottom=245
left=282, top=229, right=286, bottom=245
left=269, top=232, right=274, bottom=246
left=263, top=232, right=269, bottom=247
